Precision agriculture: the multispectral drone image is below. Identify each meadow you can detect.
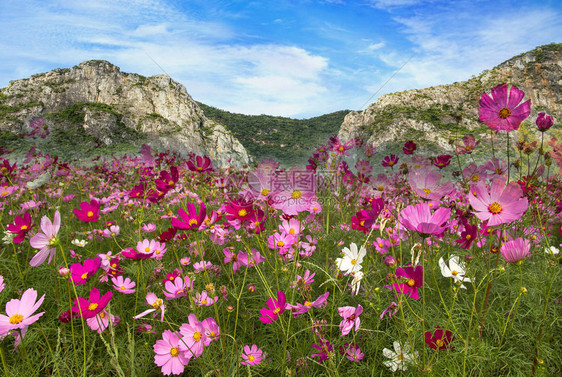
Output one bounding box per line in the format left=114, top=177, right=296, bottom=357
left=0, top=83, right=561, bottom=376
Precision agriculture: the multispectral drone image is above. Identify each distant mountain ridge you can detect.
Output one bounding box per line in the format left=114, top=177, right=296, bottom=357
left=338, top=43, right=562, bottom=159
left=197, top=103, right=349, bottom=166
left=0, top=60, right=249, bottom=167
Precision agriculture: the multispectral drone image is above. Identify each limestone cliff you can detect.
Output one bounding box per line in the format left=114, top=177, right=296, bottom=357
left=338, top=43, right=562, bottom=156
left=0, top=60, right=250, bottom=167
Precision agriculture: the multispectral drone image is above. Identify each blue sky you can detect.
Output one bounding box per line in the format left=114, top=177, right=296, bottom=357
left=1, top=0, right=560, bottom=118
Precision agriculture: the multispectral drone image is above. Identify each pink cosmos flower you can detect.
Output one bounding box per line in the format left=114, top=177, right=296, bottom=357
left=386, top=266, right=423, bottom=300
left=201, top=317, right=220, bottom=346
left=380, top=301, right=398, bottom=321
left=432, top=155, right=453, bottom=169
left=134, top=293, right=166, bottom=322
left=311, top=338, right=333, bottom=362
left=102, top=225, right=120, bottom=238
left=111, top=276, right=136, bottom=294
left=0, top=288, right=45, bottom=335
left=468, top=178, right=528, bottom=227
left=142, top=223, right=157, bottom=232
left=186, top=155, right=213, bottom=173
left=0, top=276, right=4, bottom=294
left=399, top=203, right=451, bottom=237
left=408, top=168, right=454, bottom=201
left=343, top=344, right=364, bottom=362
left=178, top=313, right=207, bottom=358
left=193, top=261, right=213, bottom=273
left=403, top=141, right=417, bottom=155
left=86, top=310, right=118, bottom=333
left=241, top=344, right=263, bottom=366
left=286, top=292, right=329, bottom=318
left=478, top=83, right=531, bottom=132
left=163, top=276, right=193, bottom=300
left=290, top=270, right=315, bottom=290
left=72, top=287, right=113, bottom=319
left=338, top=304, right=362, bottom=336
left=73, top=200, right=100, bottom=222
left=154, top=330, right=190, bottom=375
left=500, top=238, right=531, bottom=263
left=29, top=210, right=60, bottom=267
left=223, top=248, right=249, bottom=273
left=456, top=134, right=480, bottom=155
left=259, top=291, right=286, bottom=323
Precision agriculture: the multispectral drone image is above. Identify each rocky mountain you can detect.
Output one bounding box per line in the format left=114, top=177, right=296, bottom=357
left=0, top=60, right=250, bottom=168
left=338, top=43, right=562, bottom=159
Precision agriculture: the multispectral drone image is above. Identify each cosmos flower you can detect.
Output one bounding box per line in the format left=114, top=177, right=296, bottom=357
left=7, top=212, right=33, bottom=243
left=403, top=141, right=417, bottom=155
left=424, top=327, right=454, bottom=350
left=178, top=313, right=207, bottom=358
left=468, top=178, right=528, bottom=227
left=259, top=291, right=286, bottom=323
left=439, top=256, right=472, bottom=289
left=399, top=203, right=451, bottom=237
left=133, top=293, right=166, bottom=322
left=111, top=276, right=136, bottom=294
left=335, top=243, right=366, bottom=274
left=311, top=338, right=334, bottom=363
left=478, top=83, right=531, bottom=132
left=71, top=287, right=113, bottom=319
left=29, top=210, right=61, bottom=267
left=382, top=154, right=399, bottom=168
left=241, top=345, right=264, bottom=366
left=386, top=266, right=423, bottom=300
left=154, top=330, right=190, bottom=375
left=500, top=238, right=531, bottom=263
left=0, top=288, right=45, bottom=334
left=536, top=112, right=554, bottom=132
left=382, top=341, right=418, bottom=372
left=171, top=202, right=207, bottom=231
left=338, top=305, right=362, bottom=337
left=73, top=200, right=100, bottom=222
left=86, top=310, right=118, bottom=333
left=286, top=292, right=329, bottom=318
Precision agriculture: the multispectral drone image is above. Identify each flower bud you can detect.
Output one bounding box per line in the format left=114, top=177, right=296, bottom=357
left=58, top=266, right=70, bottom=276
left=384, top=255, right=397, bottom=267
left=536, top=112, right=554, bottom=132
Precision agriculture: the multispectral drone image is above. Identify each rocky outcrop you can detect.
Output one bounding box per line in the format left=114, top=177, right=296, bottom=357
left=338, top=44, right=562, bottom=154
left=0, top=60, right=250, bottom=167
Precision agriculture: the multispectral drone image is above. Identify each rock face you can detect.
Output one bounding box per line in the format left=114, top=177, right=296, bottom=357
left=0, top=60, right=250, bottom=167
left=338, top=44, right=562, bottom=154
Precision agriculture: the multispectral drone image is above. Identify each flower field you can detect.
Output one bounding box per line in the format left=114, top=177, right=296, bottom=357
left=0, top=84, right=561, bottom=376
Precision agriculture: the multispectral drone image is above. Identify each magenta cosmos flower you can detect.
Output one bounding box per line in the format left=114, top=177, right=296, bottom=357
left=259, top=291, right=286, bottom=323
left=7, top=212, right=33, bottom=243
left=382, top=154, right=399, bottom=168
left=241, top=344, right=264, bottom=366
left=500, top=238, right=531, bottom=263
left=536, top=112, right=554, bottom=132
left=478, top=83, right=530, bottom=132
left=468, top=178, right=528, bottom=227
left=154, top=330, right=190, bottom=375
left=386, top=266, right=423, bottom=300
left=29, top=210, right=61, bottom=267
left=399, top=203, right=451, bottom=237
left=171, top=202, right=206, bottom=230
left=71, top=287, right=113, bottom=319
left=73, top=199, right=100, bottom=222
left=69, top=257, right=101, bottom=285
left=403, top=141, right=416, bottom=155
left=424, top=326, right=454, bottom=350
left=0, top=288, right=45, bottom=334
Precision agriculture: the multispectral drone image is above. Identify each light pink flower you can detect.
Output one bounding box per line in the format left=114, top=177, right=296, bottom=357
left=29, top=210, right=61, bottom=266
left=241, top=344, right=263, bottom=366
left=163, top=276, right=193, bottom=300
left=154, top=330, right=190, bottom=375
left=338, top=304, right=363, bottom=337
left=501, top=238, right=531, bottom=263
left=178, top=313, right=207, bottom=358
left=111, top=276, right=136, bottom=294
left=86, top=310, right=118, bottom=333
left=0, top=288, right=45, bottom=336
left=134, top=293, right=166, bottom=322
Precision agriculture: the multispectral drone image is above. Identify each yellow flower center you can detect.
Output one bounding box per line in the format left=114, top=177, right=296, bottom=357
left=304, top=301, right=312, bottom=307
left=471, top=174, right=480, bottom=182
left=397, top=353, right=404, bottom=360
left=436, top=339, right=444, bottom=347
left=81, top=273, right=88, bottom=280
left=1, top=191, right=8, bottom=197
left=144, top=247, right=150, bottom=252
left=452, top=270, right=458, bottom=276
left=489, top=202, right=502, bottom=214
left=209, top=331, right=216, bottom=338
left=466, top=234, right=472, bottom=240
left=120, top=286, right=126, bottom=290
left=423, top=188, right=432, bottom=195
left=261, top=188, right=270, bottom=196
left=168, top=180, right=174, bottom=185
left=193, top=331, right=201, bottom=341
left=170, top=347, right=179, bottom=357
left=21, top=225, right=28, bottom=230
left=99, top=312, right=106, bottom=319
left=189, top=218, right=198, bottom=226
left=350, top=259, right=357, bottom=265
left=273, top=307, right=281, bottom=314
left=498, top=107, right=511, bottom=119
left=277, top=241, right=285, bottom=247
left=238, top=209, right=248, bottom=217
left=87, top=211, right=94, bottom=217
left=360, top=220, right=365, bottom=227
left=292, top=190, right=302, bottom=199
left=201, top=299, right=208, bottom=305
left=151, top=299, right=162, bottom=308
left=407, top=279, right=415, bottom=287
left=378, top=186, right=384, bottom=191
left=88, top=303, right=98, bottom=311
left=248, top=355, right=255, bottom=362
left=9, top=314, right=23, bottom=324
left=289, top=228, right=295, bottom=235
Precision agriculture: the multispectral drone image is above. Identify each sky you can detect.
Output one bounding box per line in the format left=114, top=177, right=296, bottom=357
left=0, top=0, right=560, bottom=118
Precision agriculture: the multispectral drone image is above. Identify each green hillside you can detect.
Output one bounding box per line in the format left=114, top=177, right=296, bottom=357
left=197, top=102, right=349, bottom=167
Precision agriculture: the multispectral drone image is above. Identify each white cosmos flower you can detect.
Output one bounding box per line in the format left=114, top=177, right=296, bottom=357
left=350, top=271, right=363, bottom=295
left=335, top=243, right=366, bottom=274
left=71, top=239, right=88, bottom=248
left=439, top=255, right=472, bottom=289
left=545, top=246, right=560, bottom=255
left=383, top=341, right=418, bottom=372
left=26, top=173, right=51, bottom=189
